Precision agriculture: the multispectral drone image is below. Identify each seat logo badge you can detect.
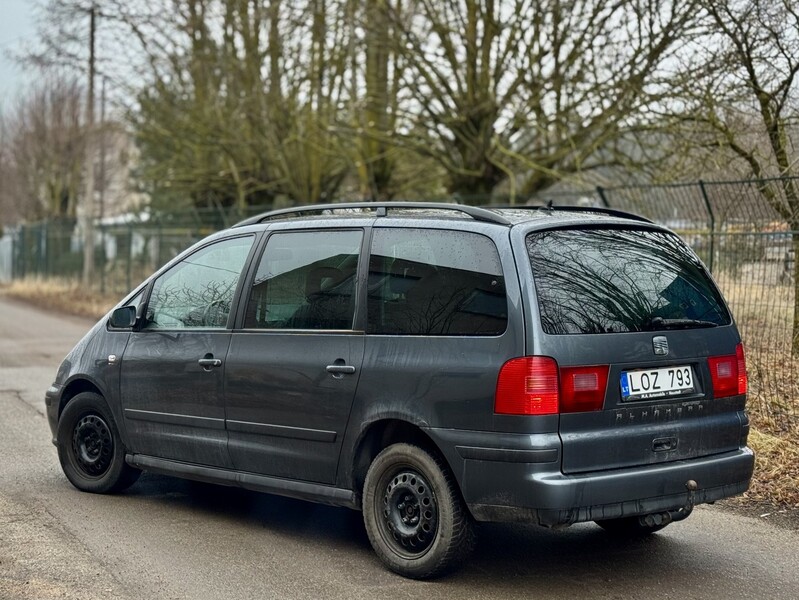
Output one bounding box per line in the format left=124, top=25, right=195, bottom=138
left=653, top=336, right=669, bottom=355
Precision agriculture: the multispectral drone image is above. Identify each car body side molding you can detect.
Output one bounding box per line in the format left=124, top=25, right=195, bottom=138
left=126, top=454, right=358, bottom=509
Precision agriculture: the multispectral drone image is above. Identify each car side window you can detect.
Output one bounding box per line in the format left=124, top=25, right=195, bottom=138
left=144, top=236, right=254, bottom=330
left=243, top=230, right=362, bottom=330
left=367, top=228, right=508, bottom=335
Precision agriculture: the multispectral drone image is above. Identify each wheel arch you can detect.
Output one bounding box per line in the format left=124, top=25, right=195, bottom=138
left=350, top=418, right=459, bottom=509
left=59, top=378, right=106, bottom=418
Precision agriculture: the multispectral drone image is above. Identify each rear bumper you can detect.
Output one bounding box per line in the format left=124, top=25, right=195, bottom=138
left=425, top=427, right=754, bottom=527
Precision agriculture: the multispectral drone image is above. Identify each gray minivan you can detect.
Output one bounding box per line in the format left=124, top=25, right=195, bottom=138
left=45, top=203, right=754, bottom=578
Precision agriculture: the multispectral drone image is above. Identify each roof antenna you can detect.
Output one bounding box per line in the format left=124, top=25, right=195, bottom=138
left=546, top=199, right=554, bottom=210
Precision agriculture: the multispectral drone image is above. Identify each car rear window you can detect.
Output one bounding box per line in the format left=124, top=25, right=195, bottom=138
left=526, top=228, right=731, bottom=334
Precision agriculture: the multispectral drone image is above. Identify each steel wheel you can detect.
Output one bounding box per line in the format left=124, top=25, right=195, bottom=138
left=71, top=413, right=114, bottom=478
left=57, top=392, right=140, bottom=494
left=363, top=443, right=475, bottom=578
left=378, top=469, right=438, bottom=558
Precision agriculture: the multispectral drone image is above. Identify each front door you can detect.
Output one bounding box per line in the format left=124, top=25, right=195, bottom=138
left=120, top=235, right=255, bottom=467
left=225, top=229, right=365, bottom=484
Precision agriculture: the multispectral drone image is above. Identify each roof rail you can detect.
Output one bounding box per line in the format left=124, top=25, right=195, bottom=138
left=485, top=203, right=653, bottom=224
left=233, top=202, right=511, bottom=227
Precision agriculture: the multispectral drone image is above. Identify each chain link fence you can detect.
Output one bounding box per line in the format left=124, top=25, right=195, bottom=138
left=1, top=178, right=796, bottom=431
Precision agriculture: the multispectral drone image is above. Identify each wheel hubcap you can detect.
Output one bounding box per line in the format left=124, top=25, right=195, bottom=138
left=72, top=414, right=113, bottom=477
left=381, top=469, right=437, bottom=556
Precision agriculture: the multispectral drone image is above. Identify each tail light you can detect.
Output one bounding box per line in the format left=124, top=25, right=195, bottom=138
left=560, top=365, right=609, bottom=413
left=495, top=357, right=559, bottom=415
left=495, top=357, right=609, bottom=415
left=708, top=342, right=747, bottom=398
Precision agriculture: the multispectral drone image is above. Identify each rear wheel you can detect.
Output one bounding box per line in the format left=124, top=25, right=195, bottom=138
left=595, top=516, right=670, bottom=536
left=57, top=392, right=140, bottom=494
left=362, top=443, right=475, bottom=579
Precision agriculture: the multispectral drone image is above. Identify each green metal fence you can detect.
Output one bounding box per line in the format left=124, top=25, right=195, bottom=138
left=6, top=205, right=274, bottom=293
left=2, top=178, right=797, bottom=431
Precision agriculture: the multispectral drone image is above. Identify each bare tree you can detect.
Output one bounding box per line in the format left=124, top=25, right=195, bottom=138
left=383, top=0, right=699, bottom=202
left=344, top=0, right=403, bottom=200
left=0, top=76, right=86, bottom=223
left=12, top=1, right=715, bottom=214
left=126, top=0, right=356, bottom=213
left=673, top=0, right=799, bottom=354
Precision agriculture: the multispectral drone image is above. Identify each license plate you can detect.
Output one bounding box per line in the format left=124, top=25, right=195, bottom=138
left=620, top=365, right=694, bottom=400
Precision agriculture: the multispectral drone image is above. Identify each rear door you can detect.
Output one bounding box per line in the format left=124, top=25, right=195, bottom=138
left=524, top=226, right=747, bottom=474
left=224, top=229, right=365, bottom=484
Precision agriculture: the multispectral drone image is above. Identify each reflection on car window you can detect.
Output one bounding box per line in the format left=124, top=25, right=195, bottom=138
left=526, top=228, right=731, bottom=334
left=367, top=229, right=507, bottom=336
left=244, top=230, right=362, bottom=330
left=144, top=236, right=254, bottom=330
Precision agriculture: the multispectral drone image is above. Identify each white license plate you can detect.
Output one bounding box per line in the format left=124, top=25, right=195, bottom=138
left=620, top=365, right=695, bottom=400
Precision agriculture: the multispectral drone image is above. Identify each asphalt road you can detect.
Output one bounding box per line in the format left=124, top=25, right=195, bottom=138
left=1, top=295, right=798, bottom=600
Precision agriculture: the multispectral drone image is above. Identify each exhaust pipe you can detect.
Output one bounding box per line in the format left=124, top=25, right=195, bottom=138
left=639, top=479, right=698, bottom=527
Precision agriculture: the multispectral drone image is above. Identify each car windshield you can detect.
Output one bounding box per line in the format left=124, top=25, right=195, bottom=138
left=526, top=227, right=731, bottom=334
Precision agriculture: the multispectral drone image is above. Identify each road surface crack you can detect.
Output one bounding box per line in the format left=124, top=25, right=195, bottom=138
left=1, top=389, right=45, bottom=418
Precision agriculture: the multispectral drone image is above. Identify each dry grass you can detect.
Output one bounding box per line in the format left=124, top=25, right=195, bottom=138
left=0, top=277, right=119, bottom=321
left=736, top=424, right=799, bottom=509
left=715, top=273, right=798, bottom=415
left=713, top=272, right=799, bottom=507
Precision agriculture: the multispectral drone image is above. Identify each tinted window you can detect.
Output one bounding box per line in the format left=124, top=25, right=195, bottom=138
left=145, top=236, right=254, bottom=329
left=244, top=230, right=362, bottom=330
left=367, top=229, right=507, bottom=335
left=526, top=228, right=731, bottom=335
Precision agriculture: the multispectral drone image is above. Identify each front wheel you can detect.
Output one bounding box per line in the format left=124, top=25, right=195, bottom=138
left=56, top=392, right=140, bottom=494
left=362, top=443, right=475, bottom=579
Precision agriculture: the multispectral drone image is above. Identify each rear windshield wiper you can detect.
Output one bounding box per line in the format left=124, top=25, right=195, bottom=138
left=644, top=316, right=719, bottom=331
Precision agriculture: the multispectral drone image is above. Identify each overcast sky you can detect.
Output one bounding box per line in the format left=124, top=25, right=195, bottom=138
left=0, top=0, right=38, bottom=108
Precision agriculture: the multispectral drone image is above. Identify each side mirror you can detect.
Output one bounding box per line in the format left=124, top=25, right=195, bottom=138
left=109, top=305, right=137, bottom=328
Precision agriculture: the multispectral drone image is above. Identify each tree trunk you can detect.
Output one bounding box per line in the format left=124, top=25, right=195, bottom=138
left=792, top=231, right=799, bottom=357
left=447, top=169, right=501, bottom=205
left=361, top=0, right=393, bottom=200
left=521, top=172, right=557, bottom=198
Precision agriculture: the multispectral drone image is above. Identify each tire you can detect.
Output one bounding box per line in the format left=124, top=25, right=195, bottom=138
left=56, top=392, right=140, bottom=494
left=595, top=516, right=670, bottom=537
left=362, top=443, right=476, bottom=579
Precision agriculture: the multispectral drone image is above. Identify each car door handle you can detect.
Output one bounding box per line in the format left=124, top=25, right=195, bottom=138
left=198, top=357, right=223, bottom=370
left=326, top=365, right=356, bottom=375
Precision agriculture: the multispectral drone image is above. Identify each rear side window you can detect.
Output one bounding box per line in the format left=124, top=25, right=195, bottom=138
left=244, top=230, right=362, bottom=330
left=368, top=229, right=507, bottom=335
left=526, top=228, right=731, bottom=335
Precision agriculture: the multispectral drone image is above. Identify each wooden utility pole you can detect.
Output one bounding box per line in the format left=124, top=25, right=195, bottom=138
left=99, top=75, right=106, bottom=222
left=81, top=5, right=96, bottom=285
